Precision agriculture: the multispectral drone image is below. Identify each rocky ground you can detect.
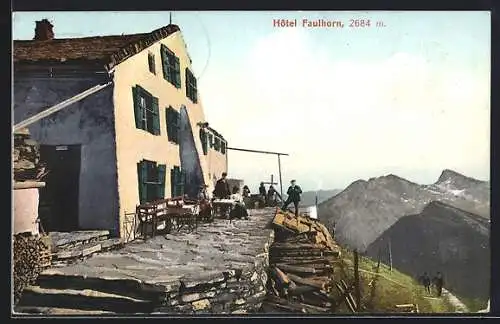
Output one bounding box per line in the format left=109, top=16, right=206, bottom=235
left=14, top=209, right=275, bottom=315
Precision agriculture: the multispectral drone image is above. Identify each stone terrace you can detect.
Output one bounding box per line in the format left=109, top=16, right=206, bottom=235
left=17, top=208, right=276, bottom=315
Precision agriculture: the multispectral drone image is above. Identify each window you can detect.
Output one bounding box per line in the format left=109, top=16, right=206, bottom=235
left=148, top=52, right=156, bottom=74
left=199, top=129, right=208, bottom=155
left=208, top=133, right=214, bottom=149
left=132, top=86, right=160, bottom=135
left=165, top=106, right=180, bottom=144
left=171, top=166, right=186, bottom=198
left=185, top=68, right=198, bottom=103
left=137, top=160, right=166, bottom=204
left=214, top=136, right=221, bottom=152
left=221, top=140, right=226, bottom=155
left=161, top=45, right=181, bottom=88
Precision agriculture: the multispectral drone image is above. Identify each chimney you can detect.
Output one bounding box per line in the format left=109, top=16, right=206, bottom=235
left=34, top=19, right=54, bottom=41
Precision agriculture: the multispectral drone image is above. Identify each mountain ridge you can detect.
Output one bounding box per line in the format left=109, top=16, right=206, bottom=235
left=317, top=169, right=489, bottom=252
left=365, top=200, right=490, bottom=301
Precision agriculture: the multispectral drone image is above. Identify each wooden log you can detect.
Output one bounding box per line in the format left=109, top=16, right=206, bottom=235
left=272, top=267, right=290, bottom=286
left=335, top=282, right=356, bottom=312
left=266, top=295, right=330, bottom=314
left=275, top=263, right=318, bottom=275
left=286, top=273, right=327, bottom=290
left=288, top=284, right=318, bottom=296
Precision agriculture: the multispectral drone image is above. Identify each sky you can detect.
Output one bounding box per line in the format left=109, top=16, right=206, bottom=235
left=12, top=11, right=491, bottom=192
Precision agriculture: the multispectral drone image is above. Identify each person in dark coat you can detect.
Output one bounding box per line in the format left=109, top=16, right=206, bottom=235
left=214, top=172, right=231, bottom=199
left=420, top=272, right=431, bottom=294
left=259, top=182, right=267, bottom=196
left=242, top=185, right=251, bottom=198
left=258, top=182, right=267, bottom=207
left=282, top=180, right=303, bottom=217
left=433, top=272, right=444, bottom=297
left=267, top=185, right=277, bottom=206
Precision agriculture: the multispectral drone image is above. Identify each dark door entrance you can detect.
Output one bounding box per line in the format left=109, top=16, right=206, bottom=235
left=39, top=145, right=81, bottom=232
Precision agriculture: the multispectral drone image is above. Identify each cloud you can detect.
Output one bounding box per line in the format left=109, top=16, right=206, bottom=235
left=199, top=29, right=490, bottom=190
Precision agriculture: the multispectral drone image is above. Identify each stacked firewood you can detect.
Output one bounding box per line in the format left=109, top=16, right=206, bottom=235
left=13, top=128, right=46, bottom=182
left=13, top=233, right=52, bottom=305
left=262, top=210, right=342, bottom=314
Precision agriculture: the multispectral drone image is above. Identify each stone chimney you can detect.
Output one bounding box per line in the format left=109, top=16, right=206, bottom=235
left=34, top=19, right=54, bottom=41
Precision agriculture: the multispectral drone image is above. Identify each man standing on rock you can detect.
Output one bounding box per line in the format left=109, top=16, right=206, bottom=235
left=282, top=179, right=303, bottom=217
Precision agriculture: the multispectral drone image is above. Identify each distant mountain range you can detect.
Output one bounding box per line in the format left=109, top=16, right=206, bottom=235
left=366, top=201, right=490, bottom=300
left=317, top=169, right=489, bottom=252
left=317, top=169, right=490, bottom=302
left=297, top=189, right=342, bottom=207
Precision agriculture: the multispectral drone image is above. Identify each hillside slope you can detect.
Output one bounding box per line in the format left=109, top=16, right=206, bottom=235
left=317, top=169, right=489, bottom=251
left=365, top=201, right=490, bottom=302
left=299, top=189, right=342, bottom=207
left=340, top=248, right=458, bottom=313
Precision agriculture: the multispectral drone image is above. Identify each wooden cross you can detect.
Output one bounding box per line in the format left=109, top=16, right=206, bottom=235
left=262, top=174, right=278, bottom=186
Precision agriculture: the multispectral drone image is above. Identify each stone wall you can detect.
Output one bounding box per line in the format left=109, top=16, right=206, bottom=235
left=154, top=254, right=270, bottom=314
left=21, top=210, right=276, bottom=315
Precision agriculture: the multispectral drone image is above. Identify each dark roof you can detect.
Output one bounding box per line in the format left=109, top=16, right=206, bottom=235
left=13, top=24, right=180, bottom=70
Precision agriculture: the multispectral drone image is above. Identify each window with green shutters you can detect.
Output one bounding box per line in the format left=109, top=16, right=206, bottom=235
left=137, top=160, right=166, bottom=204
left=148, top=52, right=156, bottom=75
left=132, top=85, right=160, bottom=135
left=170, top=166, right=186, bottom=198
left=208, top=133, right=214, bottom=149
left=199, top=129, right=208, bottom=155
left=165, top=106, right=180, bottom=144
left=221, top=140, right=226, bottom=154
left=214, top=136, right=221, bottom=152
left=161, top=44, right=181, bottom=88
left=185, top=68, right=198, bottom=103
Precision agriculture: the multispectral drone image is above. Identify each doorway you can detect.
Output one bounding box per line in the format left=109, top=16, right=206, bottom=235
left=39, top=145, right=81, bottom=232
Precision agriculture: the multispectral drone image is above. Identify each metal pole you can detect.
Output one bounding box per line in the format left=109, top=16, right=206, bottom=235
left=354, top=249, right=361, bottom=311
left=14, top=82, right=112, bottom=132
left=388, top=238, right=393, bottom=272
left=278, top=154, right=283, bottom=199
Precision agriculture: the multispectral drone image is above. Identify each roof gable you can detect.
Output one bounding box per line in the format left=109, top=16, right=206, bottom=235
left=13, top=24, right=180, bottom=71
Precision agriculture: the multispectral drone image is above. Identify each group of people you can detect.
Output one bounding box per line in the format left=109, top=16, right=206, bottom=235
left=419, top=272, right=444, bottom=297
left=197, top=172, right=305, bottom=220
left=249, top=179, right=304, bottom=217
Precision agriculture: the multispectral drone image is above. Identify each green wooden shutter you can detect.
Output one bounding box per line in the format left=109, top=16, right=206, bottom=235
left=165, top=107, right=171, bottom=140
left=174, top=110, right=180, bottom=143
left=157, top=164, right=166, bottom=199
left=132, top=87, right=142, bottom=129
left=170, top=167, right=176, bottom=197
left=185, top=69, right=190, bottom=98
left=161, top=45, right=171, bottom=82
left=192, top=74, right=198, bottom=103
left=200, top=129, right=208, bottom=155
left=137, top=161, right=148, bottom=204
left=166, top=107, right=174, bottom=142
left=179, top=168, right=186, bottom=196
left=151, top=97, right=160, bottom=135
left=174, top=57, right=181, bottom=88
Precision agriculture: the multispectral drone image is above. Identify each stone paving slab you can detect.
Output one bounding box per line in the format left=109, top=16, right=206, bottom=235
left=42, top=209, right=275, bottom=288
left=49, top=230, right=110, bottom=249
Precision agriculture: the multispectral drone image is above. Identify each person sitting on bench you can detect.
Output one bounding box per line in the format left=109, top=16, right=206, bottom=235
left=197, top=184, right=212, bottom=221
left=229, top=186, right=249, bottom=220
